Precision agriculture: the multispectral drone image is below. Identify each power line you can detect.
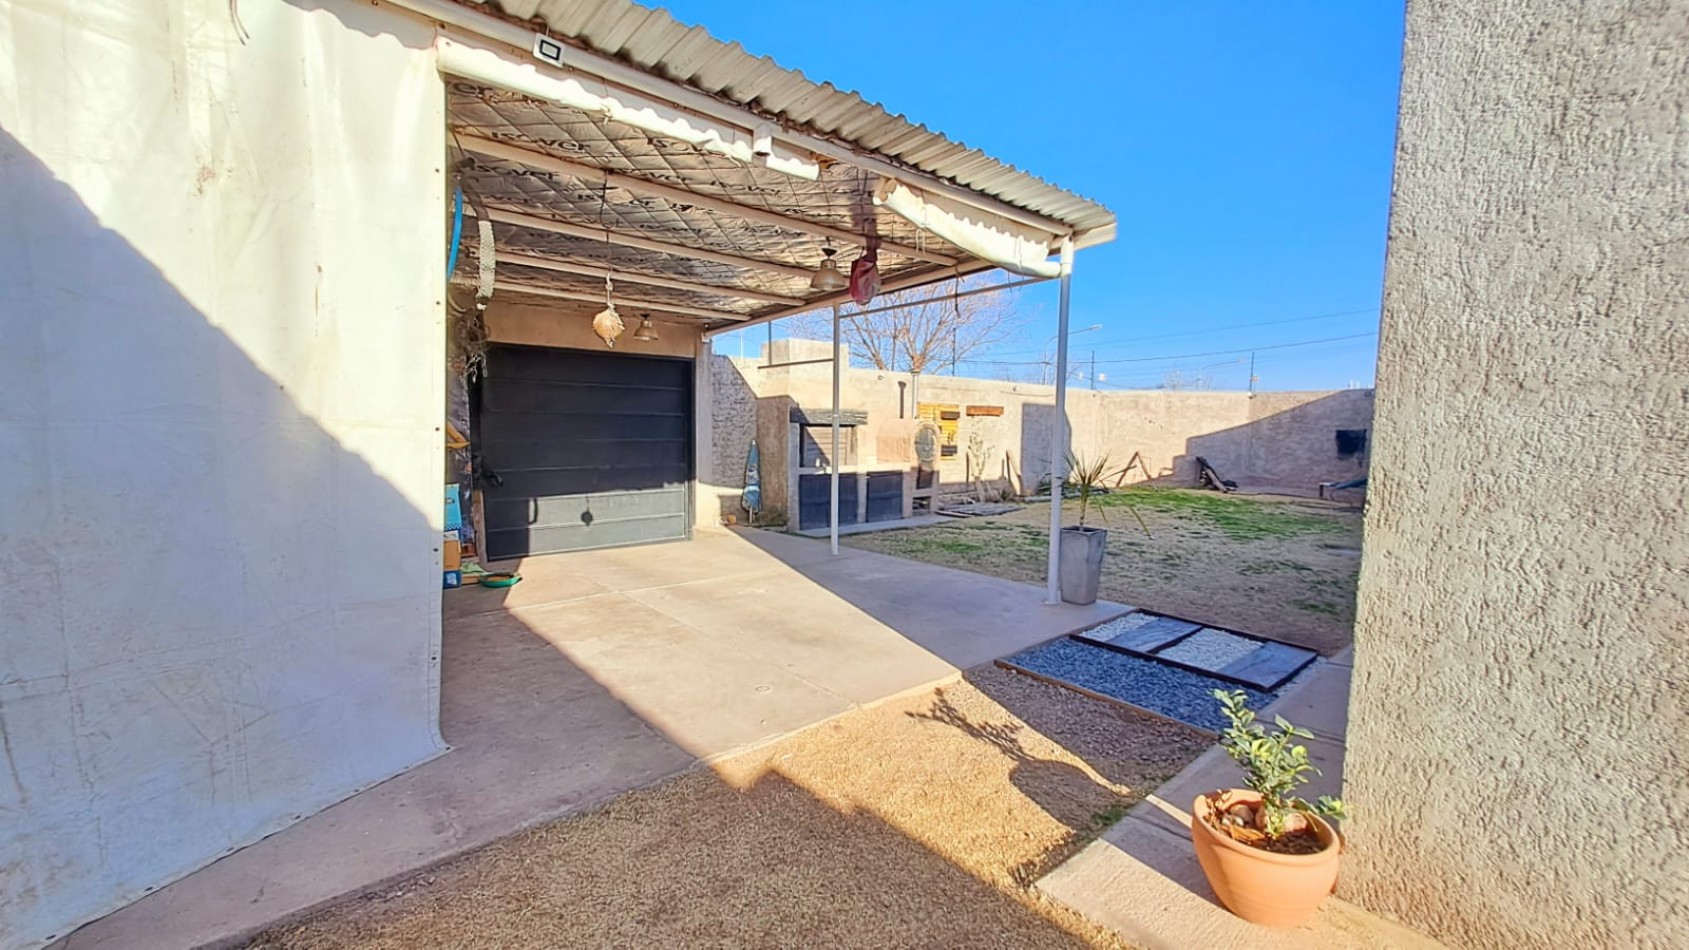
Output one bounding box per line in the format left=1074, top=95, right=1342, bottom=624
left=959, top=331, right=1379, bottom=367
left=1092, top=308, right=1378, bottom=348
left=991, top=307, right=1378, bottom=357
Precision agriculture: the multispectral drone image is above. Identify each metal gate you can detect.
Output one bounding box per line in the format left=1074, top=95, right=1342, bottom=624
left=477, top=345, right=692, bottom=560
left=797, top=474, right=858, bottom=531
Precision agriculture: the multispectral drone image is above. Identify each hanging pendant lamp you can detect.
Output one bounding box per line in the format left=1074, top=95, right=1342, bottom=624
left=593, top=273, right=625, bottom=347
left=632, top=313, right=659, bottom=342
left=811, top=243, right=847, bottom=292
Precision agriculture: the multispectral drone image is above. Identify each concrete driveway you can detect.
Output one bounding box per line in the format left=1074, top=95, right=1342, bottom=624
left=64, top=528, right=1125, bottom=949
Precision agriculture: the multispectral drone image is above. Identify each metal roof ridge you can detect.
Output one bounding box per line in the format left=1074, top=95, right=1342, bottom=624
left=459, top=0, right=1115, bottom=232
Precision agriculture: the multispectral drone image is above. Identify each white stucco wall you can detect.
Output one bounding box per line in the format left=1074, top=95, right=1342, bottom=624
left=1343, top=1, right=1688, bottom=946
left=0, top=1, right=448, bottom=945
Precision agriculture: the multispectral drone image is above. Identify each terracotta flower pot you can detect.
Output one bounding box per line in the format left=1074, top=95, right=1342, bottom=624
left=1190, top=790, right=1341, bottom=928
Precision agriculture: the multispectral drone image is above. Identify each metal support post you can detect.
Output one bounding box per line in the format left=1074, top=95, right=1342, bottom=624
left=830, top=304, right=842, bottom=556
left=1045, top=237, right=1076, bottom=604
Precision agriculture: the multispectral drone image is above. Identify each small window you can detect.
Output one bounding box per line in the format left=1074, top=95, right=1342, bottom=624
left=800, top=425, right=857, bottom=468
left=1335, top=429, right=1368, bottom=459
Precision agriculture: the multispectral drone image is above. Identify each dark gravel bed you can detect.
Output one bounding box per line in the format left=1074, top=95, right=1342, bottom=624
left=1004, top=637, right=1275, bottom=732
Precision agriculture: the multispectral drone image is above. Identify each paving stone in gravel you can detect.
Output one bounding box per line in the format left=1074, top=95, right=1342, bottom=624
left=1155, top=628, right=1262, bottom=670
left=1005, top=638, right=1274, bottom=733
left=1106, top=616, right=1201, bottom=653
left=1217, top=640, right=1318, bottom=690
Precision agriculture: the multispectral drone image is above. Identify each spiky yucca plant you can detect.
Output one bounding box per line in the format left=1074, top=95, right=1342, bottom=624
left=1064, top=452, right=1150, bottom=535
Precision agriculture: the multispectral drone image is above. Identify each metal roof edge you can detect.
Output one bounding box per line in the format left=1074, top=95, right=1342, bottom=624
left=457, top=0, right=1117, bottom=235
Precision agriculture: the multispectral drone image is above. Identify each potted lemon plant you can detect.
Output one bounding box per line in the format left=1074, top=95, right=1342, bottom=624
left=1190, top=689, right=1349, bottom=927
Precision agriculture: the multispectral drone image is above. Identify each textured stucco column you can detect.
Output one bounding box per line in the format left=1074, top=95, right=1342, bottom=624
left=1343, top=1, right=1688, bottom=947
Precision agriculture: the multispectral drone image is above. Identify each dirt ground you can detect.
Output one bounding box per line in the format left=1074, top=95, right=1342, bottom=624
left=847, top=489, right=1363, bottom=656
left=249, top=666, right=1209, bottom=949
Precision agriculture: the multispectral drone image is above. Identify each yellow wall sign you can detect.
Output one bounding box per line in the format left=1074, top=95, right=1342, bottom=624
left=917, top=403, right=961, bottom=457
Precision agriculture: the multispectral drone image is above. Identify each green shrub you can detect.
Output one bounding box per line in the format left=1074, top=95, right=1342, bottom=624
left=1213, top=689, right=1347, bottom=837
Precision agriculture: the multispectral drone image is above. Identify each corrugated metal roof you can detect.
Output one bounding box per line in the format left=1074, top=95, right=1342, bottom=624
left=458, top=0, right=1116, bottom=237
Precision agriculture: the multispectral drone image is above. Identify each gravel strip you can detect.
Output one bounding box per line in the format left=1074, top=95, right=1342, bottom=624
left=1073, top=611, right=1154, bottom=643
left=1007, top=638, right=1274, bottom=732
left=1155, top=628, right=1262, bottom=670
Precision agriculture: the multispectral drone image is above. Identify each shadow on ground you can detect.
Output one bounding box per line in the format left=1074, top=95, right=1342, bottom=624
left=235, top=591, right=1212, bottom=949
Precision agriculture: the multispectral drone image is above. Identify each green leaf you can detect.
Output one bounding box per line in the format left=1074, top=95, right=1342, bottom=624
left=1210, top=690, right=1350, bottom=822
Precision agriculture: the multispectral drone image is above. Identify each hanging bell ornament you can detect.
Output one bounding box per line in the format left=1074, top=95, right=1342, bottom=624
left=593, top=274, right=625, bottom=347
left=593, top=305, right=624, bottom=347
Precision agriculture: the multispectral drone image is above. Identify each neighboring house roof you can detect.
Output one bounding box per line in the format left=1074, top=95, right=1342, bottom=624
left=458, top=0, right=1115, bottom=238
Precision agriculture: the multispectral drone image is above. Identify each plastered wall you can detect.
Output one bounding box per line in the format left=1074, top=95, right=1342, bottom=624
left=0, top=1, right=448, bottom=945
left=1342, top=1, right=1689, bottom=946
left=708, top=339, right=1373, bottom=521
left=485, top=298, right=702, bottom=360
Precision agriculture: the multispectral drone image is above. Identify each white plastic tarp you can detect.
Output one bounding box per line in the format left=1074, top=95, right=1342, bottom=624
left=0, top=1, right=448, bottom=945
left=874, top=178, right=1063, bottom=278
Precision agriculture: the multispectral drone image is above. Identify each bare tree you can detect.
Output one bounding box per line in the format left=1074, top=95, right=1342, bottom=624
left=1159, top=369, right=1200, bottom=390
left=790, top=275, right=1025, bottom=375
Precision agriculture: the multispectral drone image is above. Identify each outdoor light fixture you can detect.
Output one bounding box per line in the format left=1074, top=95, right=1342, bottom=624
left=632, top=313, right=659, bottom=342
left=810, top=244, right=847, bottom=291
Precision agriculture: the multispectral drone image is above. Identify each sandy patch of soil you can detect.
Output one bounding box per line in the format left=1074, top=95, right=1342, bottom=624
left=248, top=667, right=1208, bottom=950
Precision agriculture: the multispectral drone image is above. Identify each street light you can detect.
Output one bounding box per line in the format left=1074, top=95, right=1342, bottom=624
left=1047, top=323, right=1103, bottom=345
left=1196, top=358, right=1247, bottom=389
left=1043, top=324, right=1102, bottom=384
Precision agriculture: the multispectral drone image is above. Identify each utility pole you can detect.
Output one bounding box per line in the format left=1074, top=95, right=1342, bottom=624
left=1090, top=350, right=1097, bottom=390
left=1248, top=350, right=1257, bottom=394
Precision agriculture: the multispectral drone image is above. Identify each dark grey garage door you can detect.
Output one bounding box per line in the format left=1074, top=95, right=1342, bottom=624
left=478, top=344, right=692, bottom=560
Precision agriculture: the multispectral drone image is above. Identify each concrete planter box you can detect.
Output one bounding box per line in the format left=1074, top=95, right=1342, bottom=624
left=1059, top=525, right=1108, bottom=605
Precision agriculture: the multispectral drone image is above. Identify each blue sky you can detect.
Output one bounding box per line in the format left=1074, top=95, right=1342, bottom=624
left=679, top=1, right=1406, bottom=391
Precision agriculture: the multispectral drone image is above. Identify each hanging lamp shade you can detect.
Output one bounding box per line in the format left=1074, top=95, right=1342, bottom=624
left=811, top=246, right=848, bottom=291
left=632, top=314, right=659, bottom=342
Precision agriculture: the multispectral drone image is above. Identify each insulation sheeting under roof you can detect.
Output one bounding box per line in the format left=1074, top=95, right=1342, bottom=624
left=456, top=0, right=1115, bottom=238
left=450, top=80, right=975, bottom=325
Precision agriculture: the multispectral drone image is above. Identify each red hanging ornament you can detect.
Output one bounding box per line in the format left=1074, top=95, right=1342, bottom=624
left=849, top=235, right=881, bottom=306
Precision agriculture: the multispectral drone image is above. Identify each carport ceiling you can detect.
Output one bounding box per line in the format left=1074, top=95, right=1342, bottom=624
left=450, top=83, right=972, bottom=328
left=438, top=0, right=1116, bottom=331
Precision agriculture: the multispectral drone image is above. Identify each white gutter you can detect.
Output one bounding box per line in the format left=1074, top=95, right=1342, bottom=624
left=874, top=179, right=1063, bottom=279
left=385, top=0, right=1071, bottom=237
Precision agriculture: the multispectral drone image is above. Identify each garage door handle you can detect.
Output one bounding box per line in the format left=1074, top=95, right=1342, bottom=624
left=528, top=497, right=538, bottom=525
